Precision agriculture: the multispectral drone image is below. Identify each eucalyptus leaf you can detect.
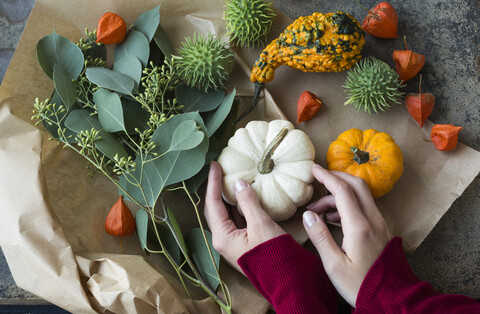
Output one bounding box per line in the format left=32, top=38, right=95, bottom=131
left=36, top=30, right=84, bottom=79
left=169, top=120, right=204, bottom=152
left=176, top=84, right=224, bottom=113
left=95, top=132, right=129, bottom=160
left=136, top=209, right=149, bottom=254
left=203, top=88, right=236, bottom=137
left=186, top=228, right=220, bottom=291
left=119, top=154, right=168, bottom=208
left=148, top=38, right=164, bottom=66
left=205, top=135, right=220, bottom=164
left=84, top=41, right=106, bottom=60
left=94, top=88, right=125, bottom=133
left=151, top=112, right=209, bottom=187
left=184, top=165, right=209, bottom=194
left=157, top=224, right=182, bottom=264
left=53, top=64, right=77, bottom=109
left=133, top=5, right=161, bottom=42
left=118, top=157, right=147, bottom=205
left=153, top=25, right=174, bottom=59
left=167, top=207, right=188, bottom=255
left=184, top=136, right=219, bottom=193
left=113, top=56, right=142, bottom=88
left=43, top=91, right=77, bottom=143
left=64, top=109, right=102, bottom=132
left=122, top=98, right=150, bottom=134
left=114, top=30, right=150, bottom=67
left=64, top=109, right=128, bottom=160
left=86, top=67, right=135, bottom=95
left=119, top=113, right=209, bottom=207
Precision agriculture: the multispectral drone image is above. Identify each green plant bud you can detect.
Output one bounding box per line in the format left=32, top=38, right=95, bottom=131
left=224, top=0, right=275, bottom=48
left=176, top=34, right=234, bottom=92
left=344, top=56, right=405, bottom=114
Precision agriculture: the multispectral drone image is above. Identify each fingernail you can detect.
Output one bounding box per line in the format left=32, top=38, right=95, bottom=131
left=325, top=212, right=336, bottom=221
left=313, top=164, right=325, bottom=171
left=306, top=202, right=316, bottom=211
left=235, top=179, right=248, bottom=192
left=303, top=211, right=318, bottom=228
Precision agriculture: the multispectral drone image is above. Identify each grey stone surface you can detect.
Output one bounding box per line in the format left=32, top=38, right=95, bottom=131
left=0, top=247, right=38, bottom=302
left=0, top=0, right=40, bottom=305
left=0, top=0, right=478, bottom=308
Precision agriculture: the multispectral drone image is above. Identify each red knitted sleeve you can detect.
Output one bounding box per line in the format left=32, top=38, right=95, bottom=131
left=355, top=236, right=480, bottom=313
left=237, top=234, right=337, bottom=314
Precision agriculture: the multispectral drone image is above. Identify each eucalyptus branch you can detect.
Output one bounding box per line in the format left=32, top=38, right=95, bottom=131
left=134, top=57, right=181, bottom=115
left=181, top=181, right=232, bottom=308
left=158, top=200, right=232, bottom=313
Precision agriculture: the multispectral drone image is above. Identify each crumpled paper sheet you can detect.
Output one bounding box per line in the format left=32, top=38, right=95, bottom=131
left=0, top=0, right=480, bottom=313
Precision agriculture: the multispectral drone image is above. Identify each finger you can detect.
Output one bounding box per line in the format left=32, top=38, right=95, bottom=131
left=306, top=195, right=336, bottom=213
left=325, top=211, right=341, bottom=222
left=303, top=211, right=344, bottom=271
left=330, top=171, right=379, bottom=221
left=234, top=179, right=272, bottom=226
left=224, top=202, right=247, bottom=229
left=312, top=164, right=367, bottom=227
left=204, top=162, right=237, bottom=235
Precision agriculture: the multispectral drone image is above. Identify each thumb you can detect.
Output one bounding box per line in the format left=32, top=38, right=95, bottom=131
left=303, top=211, right=343, bottom=270
left=235, top=179, right=271, bottom=224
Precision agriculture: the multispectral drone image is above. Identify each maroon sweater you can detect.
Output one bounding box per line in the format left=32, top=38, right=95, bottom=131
left=238, top=234, right=480, bottom=313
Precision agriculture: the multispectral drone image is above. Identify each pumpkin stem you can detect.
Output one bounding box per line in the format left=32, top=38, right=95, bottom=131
left=351, top=147, right=370, bottom=164
left=258, top=127, right=289, bottom=174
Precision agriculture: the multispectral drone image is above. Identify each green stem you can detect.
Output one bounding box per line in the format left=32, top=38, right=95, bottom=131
left=159, top=198, right=231, bottom=313
left=354, top=0, right=375, bottom=15
left=181, top=182, right=231, bottom=311
left=58, top=131, right=145, bottom=209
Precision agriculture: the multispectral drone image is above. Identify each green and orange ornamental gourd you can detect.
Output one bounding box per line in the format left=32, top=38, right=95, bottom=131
left=237, top=11, right=365, bottom=122
left=326, top=128, right=403, bottom=198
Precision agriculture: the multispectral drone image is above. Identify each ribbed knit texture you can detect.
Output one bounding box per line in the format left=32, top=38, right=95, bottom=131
left=238, top=234, right=337, bottom=314
left=355, top=236, right=480, bottom=313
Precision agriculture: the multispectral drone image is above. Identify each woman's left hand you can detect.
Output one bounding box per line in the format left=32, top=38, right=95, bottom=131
left=204, top=161, right=286, bottom=272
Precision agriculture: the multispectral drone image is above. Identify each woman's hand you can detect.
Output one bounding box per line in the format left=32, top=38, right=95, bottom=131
left=204, top=161, right=286, bottom=272
left=303, top=164, right=392, bottom=307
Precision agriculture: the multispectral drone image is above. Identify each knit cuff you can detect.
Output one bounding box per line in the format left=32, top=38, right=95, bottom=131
left=355, top=236, right=421, bottom=311
left=355, top=236, right=480, bottom=313
left=238, top=234, right=337, bottom=314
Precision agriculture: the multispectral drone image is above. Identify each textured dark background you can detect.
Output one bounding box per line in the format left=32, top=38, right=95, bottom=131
left=0, top=0, right=479, bottom=312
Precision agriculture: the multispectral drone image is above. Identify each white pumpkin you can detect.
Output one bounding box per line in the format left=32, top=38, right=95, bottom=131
left=217, top=120, right=315, bottom=221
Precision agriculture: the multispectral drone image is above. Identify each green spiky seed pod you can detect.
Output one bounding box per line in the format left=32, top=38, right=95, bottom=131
left=344, top=56, right=405, bottom=114
left=177, top=34, right=234, bottom=91
left=224, top=0, right=275, bottom=48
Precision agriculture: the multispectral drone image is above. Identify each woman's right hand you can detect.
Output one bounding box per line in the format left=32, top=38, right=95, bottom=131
left=302, top=164, right=392, bottom=307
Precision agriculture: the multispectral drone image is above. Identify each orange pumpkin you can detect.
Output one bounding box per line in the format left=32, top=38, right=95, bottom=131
left=326, top=128, right=403, bottom=198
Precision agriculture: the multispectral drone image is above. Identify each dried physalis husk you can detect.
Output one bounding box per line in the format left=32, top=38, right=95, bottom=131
left=360, top=1, right=398, bottom=38
left=431, top=124, right=463, bottom=151
left=105, top=196, right=136, bottom=236
left=96, top=12, right=127, bottom=44
left=405, top=76, right=434, bottom=127
left=297, top=91, right=323, bottom=123
left=393, top=36, right=425, bottom=82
